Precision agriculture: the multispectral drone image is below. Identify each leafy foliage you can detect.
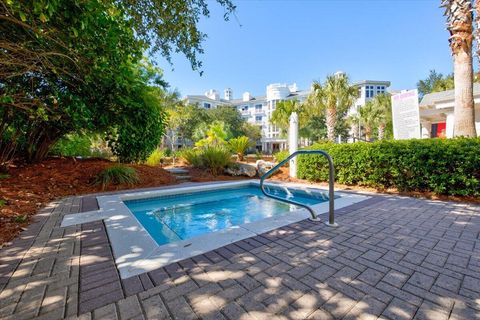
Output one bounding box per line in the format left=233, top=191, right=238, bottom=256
left=273, top=150, right=289, bottom=165
left=180, top=146, right=231, bottom=175
left=297, top=139, right=480, bottom=196
left=145, top=148, right=165, bottom=166
left=417, top=70, right=454, bottom=98
left=305, top=74, right=358, bottom=142
left=194, top=121, right=230, bottom=147
left=200, top=146, right=232, bottom=175
left=228, top=136, right=253, bottom=161
left=270, top=100, right=305, bottom=136
left=93, top=165, right=139, bottom=189
left=1, top=0, right=234, bottom=164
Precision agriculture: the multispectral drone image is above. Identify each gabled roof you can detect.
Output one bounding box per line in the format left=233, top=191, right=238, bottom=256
left=420, top=83, right=480, bottom=107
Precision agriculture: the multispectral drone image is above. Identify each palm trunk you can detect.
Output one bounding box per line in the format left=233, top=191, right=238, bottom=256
left=378, top=123, right=385, bottom=140
left=443, top=0, right=477, bottom=137
left=326, top=107, right=336, bottom=142
left=453, top=48, right=477, bottom=137
left=364, top=127, right=372, bottom=142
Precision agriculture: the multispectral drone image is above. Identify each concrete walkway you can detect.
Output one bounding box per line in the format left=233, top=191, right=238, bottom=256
left=0, top=186, right=479, bottom=319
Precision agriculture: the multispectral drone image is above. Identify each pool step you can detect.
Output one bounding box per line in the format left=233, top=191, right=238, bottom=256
left=165, top=168, right=189, bottom=175
left=165, top=168, right=192, bottom=182
left=175, top=175, right=192, bottom=181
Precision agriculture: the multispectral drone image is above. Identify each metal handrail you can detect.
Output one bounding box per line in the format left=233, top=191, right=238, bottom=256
left=259, top=150, right=337, bottom=226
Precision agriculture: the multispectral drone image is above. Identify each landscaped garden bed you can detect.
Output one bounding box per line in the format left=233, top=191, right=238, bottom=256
left=0, top=157, right=247, bottom=246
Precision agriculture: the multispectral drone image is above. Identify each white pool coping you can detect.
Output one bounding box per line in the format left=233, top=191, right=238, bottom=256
left=61, top=180, right=368, bottom=279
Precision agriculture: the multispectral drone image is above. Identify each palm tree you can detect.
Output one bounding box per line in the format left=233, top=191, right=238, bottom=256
left=306, top=74, right=358, bottom=142
left=228, top=136, right=252, bottom=161
left=270, top=100, right=304, bottom=135
left=370, top=93, right=392, bottom=140
left=358, top=101, right=377, bottom=141
left=441, top=0, right=477, bottom=137
left=346, top=114, right=360, bottom=140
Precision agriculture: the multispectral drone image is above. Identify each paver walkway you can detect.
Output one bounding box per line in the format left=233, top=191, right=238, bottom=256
left=0, top=185, right=480, bottom=320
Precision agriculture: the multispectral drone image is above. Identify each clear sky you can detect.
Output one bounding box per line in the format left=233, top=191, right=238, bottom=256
left=155, top=0, right=453, bottom=98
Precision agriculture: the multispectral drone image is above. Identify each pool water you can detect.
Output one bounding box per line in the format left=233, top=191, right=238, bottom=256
left=125, top=186, right=328, bottom=245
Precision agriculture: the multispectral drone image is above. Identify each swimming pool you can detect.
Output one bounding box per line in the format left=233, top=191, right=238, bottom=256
left=61, top=180, right=368, bottom=278
left=125, top=185, right=329, bottom=245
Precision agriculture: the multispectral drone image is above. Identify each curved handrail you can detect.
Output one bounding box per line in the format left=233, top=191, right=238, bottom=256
left=259, top=150, right=336, bottom=226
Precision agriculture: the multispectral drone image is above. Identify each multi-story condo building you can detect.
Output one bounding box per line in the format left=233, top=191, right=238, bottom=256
left=185, top=76, right=391, bottom=152
left=186, top=84, right=309, bottom=153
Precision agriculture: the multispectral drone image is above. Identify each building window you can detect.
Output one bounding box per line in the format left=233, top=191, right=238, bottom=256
left=365, top=86, right=374, bottom=98
left=241, top=105, right=248, bottom=112
left=255, top=104, right=262, bottom=111
left=203, top=102, right=211, bottom=109
left=255, top=116, right=262, bottom=122
left=376, top=86, right=385, bottom=95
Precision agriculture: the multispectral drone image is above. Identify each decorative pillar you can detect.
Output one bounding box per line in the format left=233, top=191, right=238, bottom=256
left=289, top=112, right=298, bottom=178
left=421, top=121, right=431, bottom=139
left=446, top=113, right=455, bottom=138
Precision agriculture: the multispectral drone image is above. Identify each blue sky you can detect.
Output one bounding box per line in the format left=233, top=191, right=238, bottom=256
left=156, top=0, right=452, bottom=98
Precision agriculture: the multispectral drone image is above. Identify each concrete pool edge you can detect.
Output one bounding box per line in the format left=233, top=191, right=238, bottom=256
left=61, top=180, right=369, bottom=279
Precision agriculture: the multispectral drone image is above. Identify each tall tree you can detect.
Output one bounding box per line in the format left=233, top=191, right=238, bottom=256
left=306, top=74, right=358, bottom=142
left=417, top=70, right=454, bottom=97
left=370, top=93, right=392, bottom=140
left=358, top=101, right=377, bottom=141
left=270, top=100, right=304, bottom=135
left=441, top=0, right=477, bottom=137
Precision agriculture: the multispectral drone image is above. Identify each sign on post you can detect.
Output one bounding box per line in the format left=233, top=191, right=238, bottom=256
left=391, top=89, right=421, bottom=140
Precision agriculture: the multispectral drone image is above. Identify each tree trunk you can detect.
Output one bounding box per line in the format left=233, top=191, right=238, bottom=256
left=364, top=127, right=372, bottom=141
left=453, top=49, right=477, bottom=137
left=378, top=124, right=385, bottom=140
left=326, top=107, right=336, bottom=142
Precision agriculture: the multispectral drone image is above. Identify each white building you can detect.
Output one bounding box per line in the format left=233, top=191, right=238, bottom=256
left=185, top=77, right=391, bottom=152
left=185, top=83, right=309, bottom=153
left=348, top=80, right=391, bottom=115
left=419, top=84, right=480, bottom=138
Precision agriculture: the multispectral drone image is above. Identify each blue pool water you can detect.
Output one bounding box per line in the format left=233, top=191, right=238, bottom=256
left=125, top=185, right=329, bottom=245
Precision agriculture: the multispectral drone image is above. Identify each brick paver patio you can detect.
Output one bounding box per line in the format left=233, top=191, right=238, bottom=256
left=1, top=184, right=480, bottom=319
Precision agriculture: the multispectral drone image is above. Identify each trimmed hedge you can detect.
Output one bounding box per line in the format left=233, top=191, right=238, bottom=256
left=297, top=138, right=480, bottom=196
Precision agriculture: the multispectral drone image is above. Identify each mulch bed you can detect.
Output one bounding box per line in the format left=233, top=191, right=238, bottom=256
left=0, top=158, right=247, bottom=246
left=2, top=158, right=477, bottom=247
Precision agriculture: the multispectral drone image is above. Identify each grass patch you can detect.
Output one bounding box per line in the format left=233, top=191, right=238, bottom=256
left=93, top=165, right=139, bottom=189
left=0, top=173, right=10, bottom=179
left=13, top=215, right=28, bottom=223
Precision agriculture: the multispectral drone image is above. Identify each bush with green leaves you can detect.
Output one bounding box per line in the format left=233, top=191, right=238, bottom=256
left=145, top=148, right=165, bottom=166
left=297, top=138, right=480, bottom=196
left=93, top=165, right=140, bottom=189
left=228, top=136, right=252, bottom=161
left=180, top=146, right=231, bottom=175
left=200, top=146, right=232, bottom=175
left=274, top=150, right=290, bottom=165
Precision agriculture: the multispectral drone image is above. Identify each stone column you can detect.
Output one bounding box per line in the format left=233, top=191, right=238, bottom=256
left=289, top=112, right=298, bottom=178
left=446, top=112, right=455, bottom=138
left=421, top=121, right=431, bottom=139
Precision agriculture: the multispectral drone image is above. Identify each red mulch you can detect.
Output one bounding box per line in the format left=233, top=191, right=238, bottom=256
left=0, top=158, right=249, bottom=246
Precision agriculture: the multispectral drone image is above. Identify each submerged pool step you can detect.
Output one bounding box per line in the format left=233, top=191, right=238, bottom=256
left=150, top=194, right=258, bottom=215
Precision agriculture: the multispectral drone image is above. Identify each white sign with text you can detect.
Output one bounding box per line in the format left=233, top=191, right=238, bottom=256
left=391, top=89, right=421, bottom=140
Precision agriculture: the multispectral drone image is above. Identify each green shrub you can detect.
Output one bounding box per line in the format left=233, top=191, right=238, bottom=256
left=297, top=138, right=480, bottom=196
left=180, top=148, right=203, bottom=167
left=145, top=148, right=165, bottom=166
left=200, top=146, right=232, bottom=175
left=274, top=150, right=290, bottom=164
left=228, top=136, right=252, bottom=161
left=180, top=146, right=231, bottom=175
left=51, top=133, right=111, bottom=158
left=93, top=165, right=139, bottom=189
left=51, top=134, right=93, bottom=157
